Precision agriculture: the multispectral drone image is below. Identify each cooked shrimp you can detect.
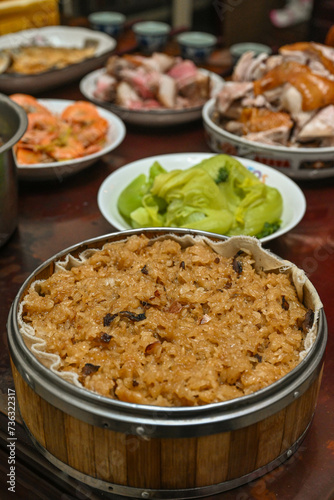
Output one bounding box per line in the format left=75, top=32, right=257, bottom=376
left=49, top=137, right=85, bottom=161
left=15, top=147, right=51, bottom=165
left=61, top=101, right=108, bottom=148
left=10, top=94, right=51, bottom=115
left=61, top=101, right=102, bottom=124
left=73, top=117, right=108, bottom=148
left=27, top=112, right=59, bottom=133
left=83, top=144, right=103, bottom=155
left=19, top=112, right=60, bottom=148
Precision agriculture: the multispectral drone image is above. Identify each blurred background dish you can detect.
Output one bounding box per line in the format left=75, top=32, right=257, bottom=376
left=88, top=11, right=126, bottom=38
left=0, top=26, right=116, bottom=94
left=97, top=152, right=306, bottom=242
left=15, top=99, right=126, bottom=181
left=229, top=42, right=272, bottom=64
left=132, top=21, right=171, bottom=53
left=177, top=31, right=217, bottom=63
left=203, top=98, right=334, bottom=180
left=80, top=67, right=224, bottom=127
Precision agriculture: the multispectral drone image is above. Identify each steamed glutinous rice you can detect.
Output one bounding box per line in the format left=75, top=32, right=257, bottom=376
left=20, top=234, right=314, bottom=407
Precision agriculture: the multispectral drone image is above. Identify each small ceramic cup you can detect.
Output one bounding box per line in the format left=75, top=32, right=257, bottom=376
left=133, top=21, right=171, bottom=53
left=177, top=31, right=217, bottom=63
left=230, top=42, right=272, bottom=64
left=88, top=11, right=126, bottom=38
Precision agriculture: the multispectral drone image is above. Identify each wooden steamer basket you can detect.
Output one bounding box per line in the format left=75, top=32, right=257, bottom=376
left=7, top=229, right=327, bottom=499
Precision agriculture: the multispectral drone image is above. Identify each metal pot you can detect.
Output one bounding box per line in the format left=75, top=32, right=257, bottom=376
left=0, top=93, right=27, bottom=247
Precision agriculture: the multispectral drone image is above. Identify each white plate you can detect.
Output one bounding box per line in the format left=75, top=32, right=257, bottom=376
left=16, top=99, right=126, bottom=181
left=0, top=26, right=116, bottom=94
left=98, top=153, right=306, bottom=243
left=80, top=68, right=224, bottom=127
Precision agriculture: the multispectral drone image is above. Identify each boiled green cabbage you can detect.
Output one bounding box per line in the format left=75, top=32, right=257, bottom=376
left=117, top=155, right=283, bottom=238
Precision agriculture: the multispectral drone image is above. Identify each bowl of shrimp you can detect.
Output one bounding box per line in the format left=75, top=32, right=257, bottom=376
left=10, top=94, right=126, bottom=181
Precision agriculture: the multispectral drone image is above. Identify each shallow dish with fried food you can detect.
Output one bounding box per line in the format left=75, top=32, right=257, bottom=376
left=0, top=26, right=116, bottom=94
left=3, top=45, right=97, bottom=75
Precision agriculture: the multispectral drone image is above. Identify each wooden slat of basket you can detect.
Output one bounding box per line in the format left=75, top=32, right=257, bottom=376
left=10, top=360, right=324, bottom=491
left=255, top=410, right=285, bottom=469
left=39, top=397, right=68, bottom=464
left=64, top=413, right=96, bottom=476
left=11, top=360, right=46, bottom=448
left=160, top=436, right=197, bottom=488
left=126, top=434, right=161, bottom=488
left=196, top=432, right=230, bottom=485
left=93, top=425, right=127, bottom=484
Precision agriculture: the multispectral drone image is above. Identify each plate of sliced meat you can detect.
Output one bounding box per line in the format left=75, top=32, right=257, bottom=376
left=80, top=52, right=224, bottom=126
left=202, top=41, right=334, bottom=179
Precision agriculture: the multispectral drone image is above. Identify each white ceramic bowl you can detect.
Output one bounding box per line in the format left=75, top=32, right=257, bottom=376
left=132, top=21, right=171, bottom=53
left=88, top=11, right=126, bottom=38
left=203, top=99, right=334, bottom=180
left=97, top=152, right=306, bottom=243
left=177, top=32, right=217, bottom=63
left=16, top=99, right=126, bottom=181
left=80, top=68, right=224, bottom=127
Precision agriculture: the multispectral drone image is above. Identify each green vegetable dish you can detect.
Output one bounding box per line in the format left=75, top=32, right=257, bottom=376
left=117, top=155, right=283, bottom=238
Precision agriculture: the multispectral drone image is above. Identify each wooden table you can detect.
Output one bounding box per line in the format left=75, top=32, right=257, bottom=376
left=0, top=36, right=334, bottom=500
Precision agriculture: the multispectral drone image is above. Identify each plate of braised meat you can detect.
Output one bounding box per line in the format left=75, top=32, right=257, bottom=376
left=80, top=52, right=224, bottom=126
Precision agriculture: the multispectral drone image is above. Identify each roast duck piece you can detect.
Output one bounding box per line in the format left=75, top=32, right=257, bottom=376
left=213, top=39, right=334, bottom=148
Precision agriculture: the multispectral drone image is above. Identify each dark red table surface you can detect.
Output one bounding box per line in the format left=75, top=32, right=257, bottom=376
left=1, top=41, right=334, bottom=499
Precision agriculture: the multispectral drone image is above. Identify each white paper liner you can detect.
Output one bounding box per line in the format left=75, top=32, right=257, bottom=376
left=18, top=234, right=323, bottom=393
